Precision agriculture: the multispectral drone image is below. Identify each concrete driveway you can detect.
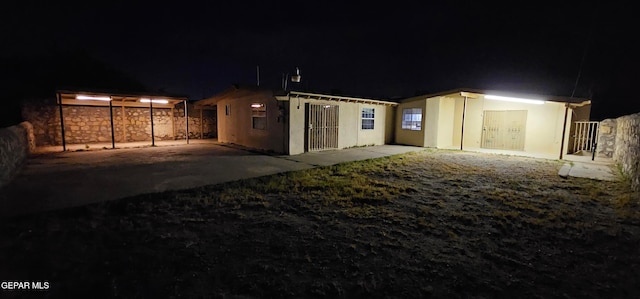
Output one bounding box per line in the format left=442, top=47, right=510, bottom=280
left=0, top=142, right=422, bottom=218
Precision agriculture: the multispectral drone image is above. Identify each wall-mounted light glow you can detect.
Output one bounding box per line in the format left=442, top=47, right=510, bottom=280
left=140, top=98, right=169, bottom=104
left=250, top=103, right=264, bottom=108
left=76, top=95, right=112, bottom=101
left=485, top=95, right=545, bottom=105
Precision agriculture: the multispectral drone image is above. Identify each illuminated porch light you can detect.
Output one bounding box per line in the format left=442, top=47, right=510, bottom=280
left=484, top=95, right=545, bottom=105
left=76, top=95, right=112, bottom=101
left=140, top=98, right=169, bottom=104
left=250, top=103, right=264, bottom=108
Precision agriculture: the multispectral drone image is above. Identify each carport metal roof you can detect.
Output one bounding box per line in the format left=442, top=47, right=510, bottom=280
left=58, top=90, right=188, bottom=108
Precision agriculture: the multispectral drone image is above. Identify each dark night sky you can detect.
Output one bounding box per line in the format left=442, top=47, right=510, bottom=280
left=1, top=1, right=638, bottom=121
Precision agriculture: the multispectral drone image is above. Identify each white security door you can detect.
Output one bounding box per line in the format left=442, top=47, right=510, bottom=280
left=481, top=110, right=527, bottom=150
left=306, top=104, right=339, bottom=151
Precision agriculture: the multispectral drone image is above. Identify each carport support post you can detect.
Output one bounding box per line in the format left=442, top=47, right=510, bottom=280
left=121, top=103, right=126, bottom=142
left=184, top=100, right=189, bottom=144
left=109, top=99, right=115, bottom=149
left=559, top=104, right=569, bottom=160
left=460, top=96, right=467, bottom=151
left=150, top=99, right=155, bottom=146
left=200, top=108, right=204, bottom=139
left=57, top=92, right=66, bottom=151
left=171, top=107, right=176, bottom=139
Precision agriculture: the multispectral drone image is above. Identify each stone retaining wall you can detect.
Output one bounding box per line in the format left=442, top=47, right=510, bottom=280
left=614, top=113, right=640, bottom=191
left=598, top=112, right=640, bottom=191
left=0, top=122, right=35, bottom=188
left=596, top=119, right=616, bottom=158
left=22, top=100, right=217, bottom=146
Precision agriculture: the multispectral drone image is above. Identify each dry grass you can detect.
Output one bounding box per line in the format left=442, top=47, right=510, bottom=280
left=1, top=150, right=639, bottom=298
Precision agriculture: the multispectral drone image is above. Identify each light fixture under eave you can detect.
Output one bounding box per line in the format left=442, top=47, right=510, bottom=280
left=250, top=103, right=264, bottom=108
left=76, top=95, right=112, bottom=101
left=484, top=95, right=545, bottom=105
left=140, top=98, right=169, bottom=104
left=291, top=67, right=301, bottom=82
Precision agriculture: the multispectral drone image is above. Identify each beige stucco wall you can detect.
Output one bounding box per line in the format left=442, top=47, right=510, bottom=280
left=462, top=98, right=570, bottom=159
left=217, top=93, right=286, bottom=153
left=395, top=98, right=427, bottom=147
left=285, top=97, right=392, bottom=155
left=395, top=93, right=584, bottom=159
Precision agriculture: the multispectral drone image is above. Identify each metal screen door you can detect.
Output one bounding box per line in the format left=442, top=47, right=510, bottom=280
left=481, top=110, right=527, bottom=151
left=306, top=104, right=339, bottom=151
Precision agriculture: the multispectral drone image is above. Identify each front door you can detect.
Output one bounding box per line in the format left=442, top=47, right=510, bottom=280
left=481, top=110, right=527, bottom=151
left=305, top=103, right=339, bottom=151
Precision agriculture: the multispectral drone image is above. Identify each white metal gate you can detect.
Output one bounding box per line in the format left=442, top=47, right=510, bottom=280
left=306, top=103, right=339, bottom=151
left=481, top=110, right=527, bottom=151
left=572, top=121, right=599, bottom=153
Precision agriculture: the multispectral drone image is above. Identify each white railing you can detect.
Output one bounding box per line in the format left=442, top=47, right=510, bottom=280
left=572, top=121, right=599, bottom=153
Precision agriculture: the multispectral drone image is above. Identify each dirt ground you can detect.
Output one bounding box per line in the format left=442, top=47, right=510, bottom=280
left=1, top=150, right=639, bottom=298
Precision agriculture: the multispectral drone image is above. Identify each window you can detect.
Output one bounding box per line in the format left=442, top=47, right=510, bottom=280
left=225, top=104, right=231, bottom=116
left=361, top=108, right=375, bottom=130
left=251, top=103, right=266, bottom=130
left=402, top=108, right=422, bottom=130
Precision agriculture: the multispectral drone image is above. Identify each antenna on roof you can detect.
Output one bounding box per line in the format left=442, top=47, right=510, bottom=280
left=256, top=65, right=260, bottom=87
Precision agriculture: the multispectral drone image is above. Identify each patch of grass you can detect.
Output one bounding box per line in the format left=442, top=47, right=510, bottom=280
left=3, top=149, right=640, bottom=298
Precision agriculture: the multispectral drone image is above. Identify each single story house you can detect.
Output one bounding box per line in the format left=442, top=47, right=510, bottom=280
left=194, top=85, right=397, bottom=155
left=396, top=89, right=591, bottom=159
left=196, top=86, right=591, bottom=160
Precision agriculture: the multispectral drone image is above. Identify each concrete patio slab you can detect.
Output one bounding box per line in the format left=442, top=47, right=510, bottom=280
left=0, top=143, right=423, bottom=218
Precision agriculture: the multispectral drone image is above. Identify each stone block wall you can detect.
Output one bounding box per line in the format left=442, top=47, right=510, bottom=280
left=174, top=107, right=217, bottom=139
left=596, top=118, right=616, bottom=158
left=22, top=100, right=217, bottom=146
left=613, top=113, right=640, bottom=191
left=0, top=122, right=35, bottom=188
left=598, top=112, right=640, bottom=191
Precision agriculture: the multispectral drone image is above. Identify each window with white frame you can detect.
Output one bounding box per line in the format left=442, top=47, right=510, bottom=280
left=361, top=108, right=375, bottom=130
left=251, top=103, right=266, bottom=130
left=402, top=108, right=422, bottom=130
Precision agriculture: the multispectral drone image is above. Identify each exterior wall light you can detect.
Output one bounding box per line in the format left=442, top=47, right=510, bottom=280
left=140, top=99, right=169, bottom=104
left=485, top=95, right=545, bottom=105
left=76, top=95, right=112, bottom=101
left=251, top=103, right=264, bottom=108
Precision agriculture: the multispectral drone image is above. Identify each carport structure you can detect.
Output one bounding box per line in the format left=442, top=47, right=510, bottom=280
left=56, top=90, right=190, bottom=151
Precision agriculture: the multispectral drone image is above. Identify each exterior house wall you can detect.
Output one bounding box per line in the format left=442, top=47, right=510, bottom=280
left=287, top=99, right=306, bottom=155
left=355, top=103, right=389, bottom=146
left=395, top=99, right=427, bottom=147
left=286, top=98, right=392, bottom=155
left=461, top=98, right=569, bottom=159
left=436, top=97, right=457, bottom=148
left=217, top=93, right=285, bottom=153
left=452, top=97, right=465, bottom=149
left=395, top=93, right=583, bottom=159
left=424, top=97, right=440, bottom=147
